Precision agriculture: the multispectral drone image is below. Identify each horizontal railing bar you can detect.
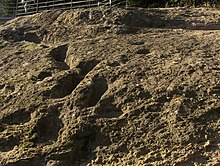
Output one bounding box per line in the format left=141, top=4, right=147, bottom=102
left=17, top=4, right=37, bottom=8
left=17, top=7, right=37, bottom=11
left=17, top=0, right=61, bottom=4
left=38, top=3, right=98, bottom=10
left=37, top=0, right=68, bottom=4
left=16, top=11, right=37, bottom=16
left=38, top=1, right=97, bottom=8
left=17, top=0, right=98, bottom=8
left=38, top=0, right=96, bottom=5
left=17, top=0, right=36, bottom=3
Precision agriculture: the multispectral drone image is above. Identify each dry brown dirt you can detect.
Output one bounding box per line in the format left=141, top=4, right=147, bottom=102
left=0, top=7, right=220, bottom=166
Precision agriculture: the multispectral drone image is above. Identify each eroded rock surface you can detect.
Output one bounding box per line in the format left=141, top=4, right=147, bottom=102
left=0, top=7, right=220, bottom=166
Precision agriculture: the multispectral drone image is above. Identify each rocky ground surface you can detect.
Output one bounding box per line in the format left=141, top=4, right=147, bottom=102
left=0, top=7, right=220, bottom=166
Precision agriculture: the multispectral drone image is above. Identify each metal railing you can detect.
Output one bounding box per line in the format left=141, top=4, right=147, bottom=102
left=15, top=0, right=127, bottom=16
left=0, top=0, right=126, bottom=20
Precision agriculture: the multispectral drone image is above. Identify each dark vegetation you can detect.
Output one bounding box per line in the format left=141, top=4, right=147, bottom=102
left=129, top=0, right=220, bottom=7
left=0, top=0, right=16, bottom=16
left=1, top=0, right=220, bottom=15
left=1, top=0, right=220, bottom=16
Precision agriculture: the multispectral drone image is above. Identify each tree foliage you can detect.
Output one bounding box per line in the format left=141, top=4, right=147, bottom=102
left=1, top=0, right=17, bottom=16
left=128, top=0, right=220, bottom=7
left=1, top=0, right=220, bottom=16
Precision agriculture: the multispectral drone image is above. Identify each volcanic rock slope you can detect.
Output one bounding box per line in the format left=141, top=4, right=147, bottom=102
left=0, top=7, right=220, bottom=166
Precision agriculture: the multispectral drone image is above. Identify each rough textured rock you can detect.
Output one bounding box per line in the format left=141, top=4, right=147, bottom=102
left=0, top=7, right=220, bottom=166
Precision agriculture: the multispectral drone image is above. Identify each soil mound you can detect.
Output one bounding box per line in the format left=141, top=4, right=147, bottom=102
left=0, top=7, right=220, bottom=166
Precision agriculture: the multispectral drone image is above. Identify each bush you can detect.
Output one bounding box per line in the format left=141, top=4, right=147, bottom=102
left=128, top=0, right=220, bottom=7
left=1, top=0, right=17, bottom=16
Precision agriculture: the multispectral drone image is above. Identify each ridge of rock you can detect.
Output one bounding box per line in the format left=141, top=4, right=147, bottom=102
left=0, top=7, right=220, bottom=166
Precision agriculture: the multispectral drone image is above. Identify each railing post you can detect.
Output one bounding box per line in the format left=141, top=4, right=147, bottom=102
left=109, top=0, right=111, bottom=6
left=15, top=0, right=19, bottom=17
left=97, top=1, right=99, bottom=7
left=36, top=0, right=39, bottom=12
